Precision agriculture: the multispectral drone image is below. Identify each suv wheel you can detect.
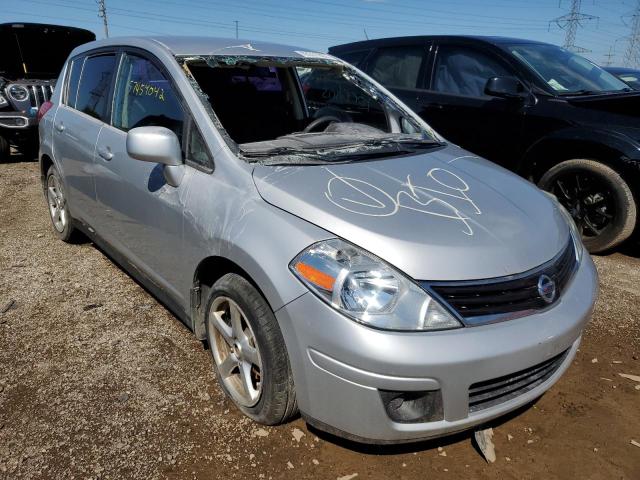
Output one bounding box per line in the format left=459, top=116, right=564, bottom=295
left=45, top=165, right=78, bottom=242
left=205, top=273, right=297, bottom=425
left=0, top=135, right=9, bottom=162
left=538, top=159, right=636, bottom=253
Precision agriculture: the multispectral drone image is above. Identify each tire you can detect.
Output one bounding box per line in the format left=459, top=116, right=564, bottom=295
left=538, top=159, right=636, bottom=253
left=205, top=273, right=297, bottom=425
left=45, top=165, right=79, bottom=243
left=0, top=135, right=9, bottom=162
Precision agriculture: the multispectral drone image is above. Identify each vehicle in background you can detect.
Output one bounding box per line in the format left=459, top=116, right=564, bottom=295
left=329, top=36, right=640, bottom=253
left=604, top=66, right=640, bottom=90
left=0, top=23, right=95, bottom=161
left=39, top=37, right=597, bottom=444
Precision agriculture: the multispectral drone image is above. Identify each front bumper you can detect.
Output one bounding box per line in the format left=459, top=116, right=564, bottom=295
left=0, top=112, right=36, bottom=129
left=275, top=252, right=598, bottom=443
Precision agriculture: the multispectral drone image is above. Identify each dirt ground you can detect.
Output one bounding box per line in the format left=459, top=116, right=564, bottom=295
left=0, top=158, right=639, bottom=480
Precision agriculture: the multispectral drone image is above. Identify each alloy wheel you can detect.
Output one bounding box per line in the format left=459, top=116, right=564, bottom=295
left=551, top=170, right=615, bottom=238
left=47, top=174, right=67, bottom=233
left=208, top=296, right=263, bottom=407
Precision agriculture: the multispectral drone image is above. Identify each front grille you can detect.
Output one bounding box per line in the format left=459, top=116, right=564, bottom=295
left=6, top=83, right=54, bottom=110
left=27, top=85, right=54, bottom=108
left=426, top=239, right=577, bottom=322
left=468, top=349, right=569, bottom=413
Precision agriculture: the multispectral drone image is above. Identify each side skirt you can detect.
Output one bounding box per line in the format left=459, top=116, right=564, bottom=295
left=74, top=219, right=194, bottom=333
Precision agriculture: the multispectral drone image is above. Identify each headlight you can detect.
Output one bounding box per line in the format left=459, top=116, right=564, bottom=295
left=8, top=85, right=29, bottom=102
left=0, top=95, right=7, bottom=107
left=544, top=192, right=584, bottom=263
left=290, top=239, right=462, bottom=331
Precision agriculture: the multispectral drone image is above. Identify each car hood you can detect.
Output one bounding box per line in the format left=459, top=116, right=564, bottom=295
left=566, top=91, right=640, bottom=118
left=252, top=146, right=570, bottom=281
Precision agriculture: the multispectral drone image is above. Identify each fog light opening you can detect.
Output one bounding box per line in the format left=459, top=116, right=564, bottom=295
left=379, top=389, right=444, bottom=423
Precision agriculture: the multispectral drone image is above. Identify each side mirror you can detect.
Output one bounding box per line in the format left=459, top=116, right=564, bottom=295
left=484, top=76, right=528, bottom=99
left=126, top=126, right=184, bottom=187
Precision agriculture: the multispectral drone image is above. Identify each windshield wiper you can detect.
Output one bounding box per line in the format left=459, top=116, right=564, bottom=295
left=559, top=88, right=633, bottom=96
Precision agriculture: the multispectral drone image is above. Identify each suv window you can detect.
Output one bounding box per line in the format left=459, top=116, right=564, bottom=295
left=75, top=54, right=117, bottom=122
left=432, top=45, right=510, bottom=97
left=65, top=57, right=84, bottom=108
left=112, top=53, right=184, bottom=142
left=338, top=50, right=369, bottom=67
left=368, top=46, right=425, bottom=89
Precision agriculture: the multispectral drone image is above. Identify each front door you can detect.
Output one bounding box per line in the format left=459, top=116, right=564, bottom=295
left=416, top=43, right=525, bottom=167
left=92, top=52, right=190, bottom=303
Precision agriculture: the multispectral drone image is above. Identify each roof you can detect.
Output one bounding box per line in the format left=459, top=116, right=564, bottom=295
left=73, top=35, right=329, bottom=59
left=604, top=66, right=640, bottom=74
left=329, top=35, right=549, bottom=53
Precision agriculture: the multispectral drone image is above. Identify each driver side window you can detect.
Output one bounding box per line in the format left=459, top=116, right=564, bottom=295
left=112, top=53, right=185, bottom=143
left=432, top=46, right=510, bottom=98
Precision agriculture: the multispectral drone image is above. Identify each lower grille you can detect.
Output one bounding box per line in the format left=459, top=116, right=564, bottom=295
left=468, top=350, right=568, bottom=413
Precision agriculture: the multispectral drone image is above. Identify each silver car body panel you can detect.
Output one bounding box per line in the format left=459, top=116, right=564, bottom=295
left=38, top=36, right=598, bottom=443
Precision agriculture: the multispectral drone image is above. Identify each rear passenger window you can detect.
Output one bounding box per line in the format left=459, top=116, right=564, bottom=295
left=368, top=46, right=425, bottom=89
left=75, top=54, right=117, bottom=122
left=432, top=46, right=510, bottom=97
left=112, top=54, right=184, bottom=143
left=65, top=57, right=84, bottom=108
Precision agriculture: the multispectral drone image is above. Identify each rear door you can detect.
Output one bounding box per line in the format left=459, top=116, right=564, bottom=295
left=364, top=42, right=430, bottom=113
left=417, top=41, right=525, bottom=166
left=52, top=52, right=117, bottom=222
left=92, top=51, right=208, bottom=303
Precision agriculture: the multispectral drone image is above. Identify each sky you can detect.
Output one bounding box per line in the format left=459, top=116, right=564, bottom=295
left=2, top=0, right=639, bottom=67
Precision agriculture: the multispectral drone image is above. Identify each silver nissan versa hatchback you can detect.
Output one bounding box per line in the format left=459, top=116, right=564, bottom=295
left=39, top=37, right=598, bottom=443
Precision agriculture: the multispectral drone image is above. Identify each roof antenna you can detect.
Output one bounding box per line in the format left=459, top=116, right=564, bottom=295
left=363, top=27, right=369, bottom=40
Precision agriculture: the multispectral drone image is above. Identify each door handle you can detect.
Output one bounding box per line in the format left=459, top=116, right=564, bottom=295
left=54, top=122, right=64, bottom=132
left=97, top=146, right=113, bottom=161
left=425, top=102, right=444, bottom=110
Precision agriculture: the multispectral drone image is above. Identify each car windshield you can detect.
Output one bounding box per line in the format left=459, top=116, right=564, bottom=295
left=507, top=43, right=630, bottom=95
left=181, top=54, right=441, bottom=163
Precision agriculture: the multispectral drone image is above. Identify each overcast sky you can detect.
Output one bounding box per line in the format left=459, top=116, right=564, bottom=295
left=3, top=0, right=639, bottom=66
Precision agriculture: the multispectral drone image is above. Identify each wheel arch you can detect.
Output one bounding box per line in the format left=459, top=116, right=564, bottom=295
left=190, top=250, right=305, bottom=341
left=519, top=129, right=640, bottom=189
left=40, top=153, right=54, bottom=189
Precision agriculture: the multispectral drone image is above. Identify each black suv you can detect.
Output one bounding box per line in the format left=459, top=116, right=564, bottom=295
left=0, top=23, right=95, bottom=161
left=329, top=36, right=640, bottom=252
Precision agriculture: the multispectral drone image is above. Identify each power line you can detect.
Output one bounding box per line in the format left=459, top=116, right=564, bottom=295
left=551, top=0, right=598, bottom=53
left=96, top=0, right=109, bottom=38
left=623, top=0, right=640, bottom=67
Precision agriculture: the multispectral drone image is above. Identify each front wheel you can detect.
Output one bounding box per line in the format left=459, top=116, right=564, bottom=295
left=205, top=273, right=297, bottom=425
left=538, top=159, right=637, bottom=253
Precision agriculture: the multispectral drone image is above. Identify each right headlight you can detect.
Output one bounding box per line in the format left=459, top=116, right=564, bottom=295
left=290, top=238, right=462, bottom=331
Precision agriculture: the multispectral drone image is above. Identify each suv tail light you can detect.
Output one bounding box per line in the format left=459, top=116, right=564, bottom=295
left=37, top=101, right=53, bottom=122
